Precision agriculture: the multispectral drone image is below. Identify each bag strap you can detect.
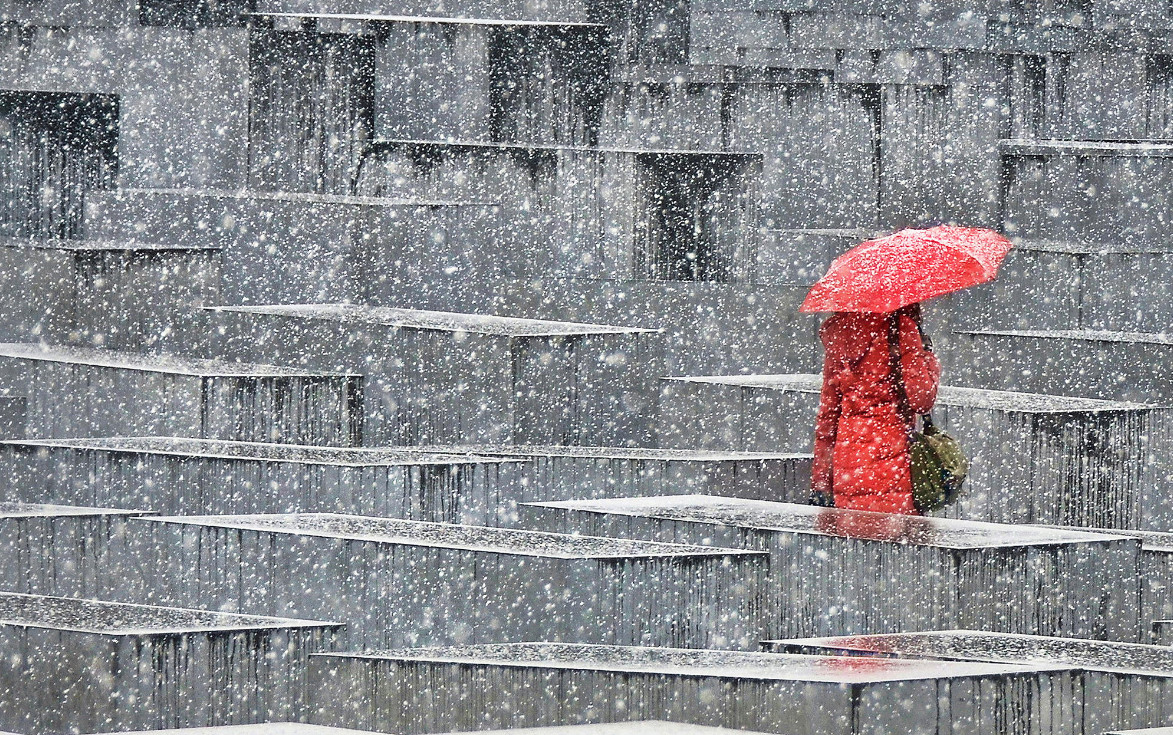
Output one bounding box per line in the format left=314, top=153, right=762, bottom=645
left=886, top=315, right=917, bottom=438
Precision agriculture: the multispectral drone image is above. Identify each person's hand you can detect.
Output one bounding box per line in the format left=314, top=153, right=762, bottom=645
left=810, top=490, right=835, bottom=507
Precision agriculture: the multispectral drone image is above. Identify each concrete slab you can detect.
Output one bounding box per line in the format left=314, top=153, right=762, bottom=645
left=0, top=343, right=364, bottom=446
left=122, top=513, right=768, bottom=650
left=0, top=592, right=339, bottom=734
left=306, top=643, right=1078, bottom=735
left=523, top=495, right=1139, bottom=640
left=0, top=437, right=521, bottom=523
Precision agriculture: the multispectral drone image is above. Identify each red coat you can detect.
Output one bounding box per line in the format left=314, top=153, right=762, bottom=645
left=811, top=312, right=941, bottom=515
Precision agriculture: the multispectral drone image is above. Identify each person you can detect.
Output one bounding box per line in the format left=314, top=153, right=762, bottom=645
left=810, top=303, right=940, bottom=515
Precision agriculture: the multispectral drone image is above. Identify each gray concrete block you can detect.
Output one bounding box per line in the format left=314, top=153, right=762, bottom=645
left=360, top=141, right=762, bottom=283
left=1004, top=141, right=1173, bottom=245
left=0, top=592, right=339, bottom=734
left=755, top=229, right=871, bottom=285
left=0, top=238, right=222, bottom=350
left=0, top=26, right=250, bottom=190
left=0, top=343, right=364, bottom=446
left=425, top=444, right=812, bottom=506
left=525, top=495, right=1141, bottom=640
left=768, top=631, right=1173, bottom=735
left=307, top=643, right=1079, bottom=735
left=85, top=188, right=495, bottom=305
left=124, top=514, right=768, bottom=650
left=0, top=438, right=522, bottom=523
left=0, top=503, right=143, bottom=599
left=196, top=305, right=662, bottom=446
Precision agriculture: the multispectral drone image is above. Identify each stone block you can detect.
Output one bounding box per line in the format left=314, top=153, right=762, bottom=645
left=658, top=375, right=1167, bottom=529
left=768, top=631, right=1173, bottom=734
left=0, top=592, right=339, bottom=734
left=307, top=643, right=1079, bottom=734
left=950, top=329, right=1173, bottom=403
left=0, top=238, right=221, bottom=350
left=84, top=188, right=496, bottom=305
left=1004, top=141, right=1173, bottom=246
left=123, top=514, right=768, bottom=650
left=361, top=141, right=762, bottom=283
left=0, top=438, right=520, bottom=523
left=199, top=304, right=663, bottom=447
left=0, top=343, right=364, bottom=446
left=427, top=445, right=812, bottom=506
left=524, top=495, right=1141, bottom=640
left=0, top=503, right=143, bottom=599
left=0, top=26, right=249, bottom=189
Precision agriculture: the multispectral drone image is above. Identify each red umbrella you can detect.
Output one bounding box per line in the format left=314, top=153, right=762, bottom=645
left=799, top=225, right=1014, bottom=313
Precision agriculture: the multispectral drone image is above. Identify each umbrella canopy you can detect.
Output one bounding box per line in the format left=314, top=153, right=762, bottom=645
left=800, top=225, right=1014, bottom=313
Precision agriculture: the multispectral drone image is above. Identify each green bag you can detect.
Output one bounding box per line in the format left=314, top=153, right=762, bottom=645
left=908, top=414, right=968, bottom=513
left=887, top=316, right=968, bottom=514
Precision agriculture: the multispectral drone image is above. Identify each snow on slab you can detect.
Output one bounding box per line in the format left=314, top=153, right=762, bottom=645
left=250, top=11, right=605, bottom=27
left=419, top=444, right=810, bottom=462
left=667, top=373, right=1155, bottom=412
left=0, top=343, right=359, bottom=378
left=213, top=303, right=656, bottom=337
left=0, top=502, right=148, bottom=518
left=960, top=328, right=1173, bottom=347
left=1001, top=139, right=1173, bottom=157
left=373, top=138, right=754, bottom=158
left=115, top=187, right=489, bottom=208
left=1, top=437, right=518, bottom=468
left=0, top=592, right=339, bottom=636
left=526, top=495, right=1126, bottom=549
left=768, top=631, right=1173, bottom=678
left=1012, top=238, right=1173, bottom=255
left=316, top=642, right=1068, bottom=683
left=143, top=513, right=761, bottom=560
left=104, top=722, right=765, bottom=735
left=0, top=236, right=219, bottom=252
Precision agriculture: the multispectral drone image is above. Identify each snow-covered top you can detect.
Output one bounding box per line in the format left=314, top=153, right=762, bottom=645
left=0, top=502, right=146, bottom=518
left=373, top=138, right=756, bottom=158
left=527, top=495, right=1125, bottom=550
left=212, top=304, right=656, bottom=337
left=250, top=11, right=604, bottom=27
left=0, top=236, right=219, bottom=252
left=961, top=328, right=1173, bottom=347
left=1013, top=238, right=1173, bottom=255
left=421, top=444, right=810, bottom=462
left=0, top=343, right=359, bottom=378
left=768, top=630, right=1173, bottom=678
left=114, top=187, right=490, bottom=208
left=101, top=727, right=372, bottom=735
left=144, top=513, right=760, bottom=560
left=667, top=373, right=1154, bottom=412
left=2, top=437, right=517, bottom=468
left=1001, top=139, right=1173, bottom=157
left=104, top=722, right=775, bottom=735
left=0, top=592, right=338, bottom=636
left=315, top=642, right=1067, bottom=684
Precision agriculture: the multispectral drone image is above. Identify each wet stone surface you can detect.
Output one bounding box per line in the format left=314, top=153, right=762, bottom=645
left=0, top=591, right=338, bottom=635
left=322, top=642, right=1063, bottom=683
left=959, top=329, right=1173, bottom=347
left=145, top=513, right=756, bottom=560
left=529, top=496, right=1121, bottom=549
left=4, top=437, right=513, bottom=467
left=0, top=236, right=219, bottom=252
left=0, top=502, right=144, bottom=518
left=213, top=304, right=653, bottom=337
left=768, top=631, right=1173, bottom=676
left=0, top=342, right=358, bottom=377
left=423, top=444, right=809, bottom=461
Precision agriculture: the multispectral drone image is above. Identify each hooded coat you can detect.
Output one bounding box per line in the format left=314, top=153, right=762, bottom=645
left=811, top=311, right=941, bottom=515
